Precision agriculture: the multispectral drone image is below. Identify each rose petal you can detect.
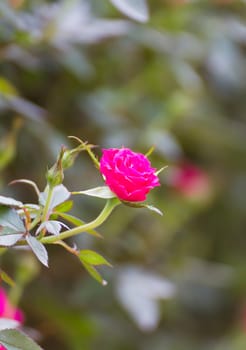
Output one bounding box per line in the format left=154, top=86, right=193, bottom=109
left=100, top=148, right=160, bottom=202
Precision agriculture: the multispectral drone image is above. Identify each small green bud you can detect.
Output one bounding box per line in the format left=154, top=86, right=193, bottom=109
left=61, top=149, right=77, bottom=170
left=46, top=163, right=64, bottom=187
left=46, top=147, right=65, bottom=187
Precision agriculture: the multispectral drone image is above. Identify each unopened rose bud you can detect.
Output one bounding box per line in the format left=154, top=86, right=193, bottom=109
left=61, top=149, right=77, bottom=170
left=46, top=162, right=64, bottom=187
left=46, top=147, right=65, bottom=187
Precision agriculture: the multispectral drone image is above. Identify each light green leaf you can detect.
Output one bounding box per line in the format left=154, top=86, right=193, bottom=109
left=80, top=260, right=107, bottom=286
left=73, top=186, right=116, bottom=199
left=26, top=235, right=49, bottom=267
left=54, top=200, right=73, bottom=213
left=0, top=196, right=23, bottom=208
left=0, top=207, right=25, bottom=233
left=56, top=212, right=102, bottom=238
left=79, top=250, right=112, bottom=267
left=0, top=328, right=43, bottom=350
left=110, top=0, right=149, bottom=22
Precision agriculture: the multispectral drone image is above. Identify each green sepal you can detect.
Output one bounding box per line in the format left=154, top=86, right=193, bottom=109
left=72, top=186, right=116, bottom=199
left=122, top=201, right=163, bottom=216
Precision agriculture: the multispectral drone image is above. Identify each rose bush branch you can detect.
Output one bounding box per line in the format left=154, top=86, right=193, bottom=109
left=40, top=197, right=120, bottom=244
left=0, top=137, right=163, bottom=285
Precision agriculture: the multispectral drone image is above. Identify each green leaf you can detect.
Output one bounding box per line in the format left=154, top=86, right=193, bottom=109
left=73, top=186, right=116, bottom=199
left=122, top=201, right=163, bottom=216
left=78, top=250, right=110, bottom=285
left=79, top=250, right=112, bottom=267
left=26, top=235, right=49, bottom=267
left=0, top=196, right=23, bottom=208
left=80, top=260, right=107, bottom=286
left=54, top=200, right=73, bottom=213
left=110, top=0, right=149, bottom=22
left=0, top=329, right=43, bottom=350
left=0, top=207, right=25, bottom=232
left=56, top=212, right=102, bottom=238
left=0, top=319, right=19, bottom=331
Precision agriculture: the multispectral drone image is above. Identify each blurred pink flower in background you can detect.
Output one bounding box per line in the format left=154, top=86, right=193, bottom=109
left=0, top=287, right=24, bottom=350
left=167, top=162, right=211, bottom=200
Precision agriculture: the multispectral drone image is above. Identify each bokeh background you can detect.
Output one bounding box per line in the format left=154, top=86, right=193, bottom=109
left=1, top=0, right=246, bottom=349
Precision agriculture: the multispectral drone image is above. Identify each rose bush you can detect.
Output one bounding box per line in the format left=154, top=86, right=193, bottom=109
left=100, top=148, right=160, bottom=202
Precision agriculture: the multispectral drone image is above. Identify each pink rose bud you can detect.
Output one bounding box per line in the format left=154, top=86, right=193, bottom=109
left=100, top=148, right=160, bottom=202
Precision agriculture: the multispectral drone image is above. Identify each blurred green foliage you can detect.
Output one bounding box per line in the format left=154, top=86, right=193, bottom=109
left=1, top=0, right=246, bottom=349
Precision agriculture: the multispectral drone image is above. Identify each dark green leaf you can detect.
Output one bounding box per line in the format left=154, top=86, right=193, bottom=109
left=73, top=186, right=116, bottom=199
left=79, top=250, right=112, bottom=267
left=110, top=0, right=149, bottom=22
left=26, top=235, right=49, bottom=267
left=0, top=196, right=23, bottom=208
left=0, top=329, right=43, bottom=350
